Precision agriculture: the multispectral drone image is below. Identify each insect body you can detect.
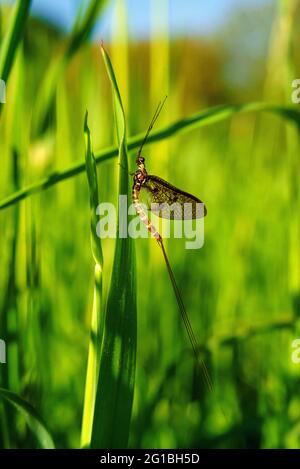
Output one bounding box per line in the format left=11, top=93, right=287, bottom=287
left=132, top=154, right=207, bottom=241
left=132, top=156, right=161, bottom=241
left=132, top=98, right=206, bottom=240
left=132, top=99, right=213, bottom=393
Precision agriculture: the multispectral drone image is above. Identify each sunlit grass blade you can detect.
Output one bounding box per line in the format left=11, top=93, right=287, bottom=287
left=111, top=0, right=129, bottom=114
left=83, top=111, right=104, bottom=268
left=90, top=45, right=137, bottom=449
left=0, top=149, right=21, bottom=448
left=279, top=0, right=300, bottom=316
left=150, top=0, right=170, bottom=173
left=1, top=101, right=300, bottom=211
left=32, top=0, right=107, bottom=136
left=81, top=111, right=104, bottom=448
left=0, top=388, right=55, bottom=449
left=66, top=0, right=108, bottom=59
left=0, top=0, right=31, bottom=117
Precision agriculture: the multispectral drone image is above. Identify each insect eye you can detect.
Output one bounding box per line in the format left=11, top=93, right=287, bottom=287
left=138, top=157, right=145, bottom=163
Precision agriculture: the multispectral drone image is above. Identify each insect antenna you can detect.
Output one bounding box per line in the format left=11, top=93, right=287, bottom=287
left=137, top=95, right=167, bottom=160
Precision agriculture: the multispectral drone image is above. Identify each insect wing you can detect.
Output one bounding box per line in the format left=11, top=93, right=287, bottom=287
left=141, top=175, right=207, bottom=220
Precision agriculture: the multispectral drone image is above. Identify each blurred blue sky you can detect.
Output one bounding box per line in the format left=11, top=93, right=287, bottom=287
left=1, top=0, right=272, bottom=38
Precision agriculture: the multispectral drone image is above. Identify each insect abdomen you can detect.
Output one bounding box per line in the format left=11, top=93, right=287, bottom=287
left=132, top=187, right=161, bottom=241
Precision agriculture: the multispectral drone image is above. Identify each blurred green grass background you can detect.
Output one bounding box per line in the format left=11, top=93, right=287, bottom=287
left=1, top=0, right=300, bottom=449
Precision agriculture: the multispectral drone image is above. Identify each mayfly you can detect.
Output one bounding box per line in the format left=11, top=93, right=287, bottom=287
left=132, top=98, right=213, bottom=392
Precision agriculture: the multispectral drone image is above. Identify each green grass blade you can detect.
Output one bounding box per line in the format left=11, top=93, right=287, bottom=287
left=0, top=0, right=31, bottom=117
left=83, top=111, right=104, bottom=267
left=81, top=111, right=104, bottom=447
left=0, top=388, right=55, bottom=449
left=90, top=45, right=137, bottom=449
left=66, top=0, right=108, bottom=59
left=0, top=102, right=300, bottom=210
left=32, top=0, right=107, bottom=136
left=0, top=0, right=31, bottom=82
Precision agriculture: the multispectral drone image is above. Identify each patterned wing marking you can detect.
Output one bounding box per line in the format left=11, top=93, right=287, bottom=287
left=141, top=175, right=207, bottom=220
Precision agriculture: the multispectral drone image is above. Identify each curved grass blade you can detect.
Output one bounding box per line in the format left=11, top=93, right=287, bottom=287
left=0, top=0, right=31, bottom=83
left=0, top=388, right=55, bottom=449
left=67, top=0, right=108, bottom=59
left=1, top=102, right=300, bottom=210
left=0, top=0, right=31, bottom=117
left=90, top=45, right=137, bottom=449
left=81, top=111, right=104, bottom=447
left=32, top=0, right=108, bottom=136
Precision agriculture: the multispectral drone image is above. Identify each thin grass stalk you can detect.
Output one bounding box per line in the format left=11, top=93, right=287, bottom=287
left=111, top=0, right=129, bottom=115
left=0, top=388, right=54, bottom=448
left=32, top=0, right=108, bottom=136
left=279, top=0, right=300, bottom=315
left=150, top=0, right=170, bottom=170
left=90, top=45, right=137, bottom=449
left=0, top=0, right=31, bottom=113
left=81, top=112, right=104, bottom=448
